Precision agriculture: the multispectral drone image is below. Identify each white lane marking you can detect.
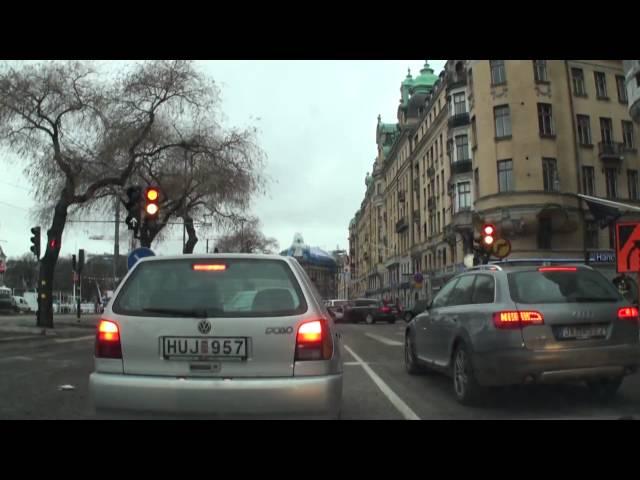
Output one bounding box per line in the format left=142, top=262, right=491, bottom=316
left=0, top=355, right=33, bottom=363
left=344, top=361, right=360, bottom=366
left=343, top=344, right=420, bottom=421
left=365, top=332, right=403, bottom=346
left=53, top=335, right=95, bottom=344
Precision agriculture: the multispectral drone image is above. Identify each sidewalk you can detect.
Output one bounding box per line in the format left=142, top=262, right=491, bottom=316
left=0, top=313, right=99, bottom=339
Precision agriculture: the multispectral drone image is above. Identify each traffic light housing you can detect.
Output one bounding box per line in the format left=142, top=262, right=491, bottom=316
left=481, top=224, right=496, bottom=251
left=143, top=187, right=160, bottom=219
left=78, top=249, right=85, bottom=274
left=30, top=227, right=41, bottom=259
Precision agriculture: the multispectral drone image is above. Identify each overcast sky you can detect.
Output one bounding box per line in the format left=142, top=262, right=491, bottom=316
left=0, top=60, right=445, bottom=260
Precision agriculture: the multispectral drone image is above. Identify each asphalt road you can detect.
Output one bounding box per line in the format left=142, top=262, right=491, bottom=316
left=1, top=321, right=639, bottom=419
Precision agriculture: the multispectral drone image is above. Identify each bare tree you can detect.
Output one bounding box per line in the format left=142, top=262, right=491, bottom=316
left=0, top=60, right=222, bottom=327
left=215, top=216, right=279, bottom=254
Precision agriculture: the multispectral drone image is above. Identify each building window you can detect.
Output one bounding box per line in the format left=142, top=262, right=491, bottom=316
left=605, top=167, right=618, bottom=199
left=594, top=71, right=608, bottom=99
left=456, top=181, right=471, bottom=212
left=474, top=168, right=480, bottom=199
left=585, top=221, right=599, bottom=249
left=471, top=116, right=477, bottom=147
left=497, top=159, right=513, bottom=192
left=437, top=212, right=441, bottom=233
left=453, top=92, right=466, bottom=115
left=442, top=248, right=447, bottom=266
left=494, top=105, right=512, bottom=139
left=622, top=121, right=635, bottom=150
left=600, top=117, right=613, bottom=144
left=542, top=158, right=559, bottom=192
left=572, top=68, right=586, bottom=97
left=537, top=217, right=552, bottom=249
left=490, top=60, right=506, bottom=85
left=617, top=75, right=628, bottom=103
left=537, top=103, right=554, bottom=137
left=455, top=135, right=469, bottom=161
left=629, top=170, right=639, bottom=200
left=577, top=114, right=592, bottom=146
left=533, top=60, right=548, bottom=83
left=439, top=134, right=443, bottom=156
left=582, top=166, right=595, bottom=195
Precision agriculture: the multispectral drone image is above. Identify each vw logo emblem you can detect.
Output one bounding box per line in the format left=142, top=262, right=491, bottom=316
left=197, top=319, right=211, bottom=335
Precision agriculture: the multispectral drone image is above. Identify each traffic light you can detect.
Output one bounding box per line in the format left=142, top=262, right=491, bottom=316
left=124, top=186, right=142, bottom=233
left=72, top=254, right=77, bottom=272
left=30, top=227, right=41, bottom=259
left=481, top=224, right=496, bottom=250
left=143, top=187, right=160, bottom=219
left=78, top=249, right=85, bottom=274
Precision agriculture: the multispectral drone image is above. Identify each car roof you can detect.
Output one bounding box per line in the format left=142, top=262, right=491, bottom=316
left=136, top=253, right=291, bottom=263
left=465, top=263, right=594, bottom=274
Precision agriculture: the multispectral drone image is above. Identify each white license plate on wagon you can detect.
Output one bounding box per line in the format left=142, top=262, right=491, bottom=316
left=559, top=326, right=607, bottom=340
left=162, top=337, right=247, bottom=359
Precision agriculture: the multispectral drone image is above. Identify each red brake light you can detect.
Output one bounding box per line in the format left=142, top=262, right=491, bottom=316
left=538, top=266, right=577, bottom=272
left=295, top=319, right=333, bottom=361
left=297, top=320, right=322, bottom=343
left=493, top=310, right=544, bottom=329
left=618, top=307, right=639, bottom=320
left=96, top=319, right=122, bottom=359
left=193, top=264, right=227, bottom=271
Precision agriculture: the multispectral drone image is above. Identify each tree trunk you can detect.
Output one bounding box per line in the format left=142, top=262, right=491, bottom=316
left=37, top=198, right=69, bottom=328
left=183, top=215, right=198, bottom=254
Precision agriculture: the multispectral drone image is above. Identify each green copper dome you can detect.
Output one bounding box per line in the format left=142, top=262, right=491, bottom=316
left=411, top=61, right=438, bottom=94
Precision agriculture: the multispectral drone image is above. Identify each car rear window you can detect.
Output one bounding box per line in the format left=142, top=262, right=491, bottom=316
left=508, top=268, right=623, bottom=304
left=113, top=258, right=307, bottom=317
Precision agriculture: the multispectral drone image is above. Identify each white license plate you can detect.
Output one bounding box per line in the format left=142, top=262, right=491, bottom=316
left=559, top=326, right=607, bottom=340
left=162, top=337, right=247, bottom=359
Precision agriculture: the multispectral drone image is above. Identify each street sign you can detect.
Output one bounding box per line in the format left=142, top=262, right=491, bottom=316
left=127, top=247, right=155, bottom=270
left=587, top=250, right=616, bottom=264
left=615, top=222, right=640, bottom=273
left=492, top=238, right=512, bottom=259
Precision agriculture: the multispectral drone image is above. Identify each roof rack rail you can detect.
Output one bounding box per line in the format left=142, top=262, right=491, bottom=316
left=466, top=264, right=503, bottom=272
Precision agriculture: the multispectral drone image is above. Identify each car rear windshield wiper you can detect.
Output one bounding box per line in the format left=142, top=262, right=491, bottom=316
left=142, top=307, right=212, bottom=318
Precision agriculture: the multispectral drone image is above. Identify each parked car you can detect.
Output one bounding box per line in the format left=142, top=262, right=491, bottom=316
left=12, top=296, right=31, bottom=313
left=402, top=299, right=429, bottom=322
left=345, top=298, right=396, bottom=324
left=325, top=299, right=349, bottom=322
left=90, top=254, right=343, bottom=419
left=405, top=264, right=640, bottom=405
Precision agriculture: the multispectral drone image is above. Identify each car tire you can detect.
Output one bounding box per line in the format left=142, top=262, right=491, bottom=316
left=452, top=342, right=484, bottom=406
left=405, top=334, right=426, bottom=375
left=365, top=313, right=374, bottom=325
left=586, top=377, right=623, bottom=402
left=404, top=312, right=413, bottom=322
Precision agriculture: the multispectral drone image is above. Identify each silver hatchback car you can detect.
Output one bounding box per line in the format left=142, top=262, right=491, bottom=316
left=405, top=264, right=640, bottom=405
left=90, top=254, right=343, bottom=419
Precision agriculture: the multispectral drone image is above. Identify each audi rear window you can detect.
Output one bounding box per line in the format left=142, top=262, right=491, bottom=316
left=113, top=258, right=307, bottom=317
left=508, top=268, right=623, bottom=304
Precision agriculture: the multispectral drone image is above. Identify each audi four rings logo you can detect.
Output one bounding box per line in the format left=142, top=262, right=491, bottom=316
left=265, top=327, right=294, bottom=334
left=198, top=319, right=212, bottom=334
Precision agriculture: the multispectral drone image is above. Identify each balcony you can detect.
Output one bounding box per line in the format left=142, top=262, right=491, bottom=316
left=398, top=190, right=406, bottom=203
left=598, top=142, right=625, bottom=163
left=395, top=217, right=408, bottom=233
left=450, top=208, right=473, bottom=229
left=413, top=210, right=420, bottom=223
left=450, top=158, right=472, bottom=175
left=427, top=166, right=435, bottom=178
left=448, top=112, right=470, bottom=129
left=427, top=196, right=436, bottom=211
left=446, top=71, right=467, bottom=91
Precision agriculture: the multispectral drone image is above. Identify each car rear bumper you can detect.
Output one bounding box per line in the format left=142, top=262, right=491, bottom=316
left=473, top=344, right=640, bottom=386
left=90, top=372, right=343, bottom=419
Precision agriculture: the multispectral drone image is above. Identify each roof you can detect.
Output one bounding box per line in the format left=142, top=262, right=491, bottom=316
left=136, top=253, right=291, bottom=263
left=411, top=61, right=438, bottom=94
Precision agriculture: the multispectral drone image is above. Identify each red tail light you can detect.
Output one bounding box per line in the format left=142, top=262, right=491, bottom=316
left=295, top=319, right=333, bottom=361
left=493, top=310, right=544, bottom=329
left=193, top=264, right=227, bottom=271
left=618, top=307, right=639, bottom=320
left=96, top=319, right=122, bottom=359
